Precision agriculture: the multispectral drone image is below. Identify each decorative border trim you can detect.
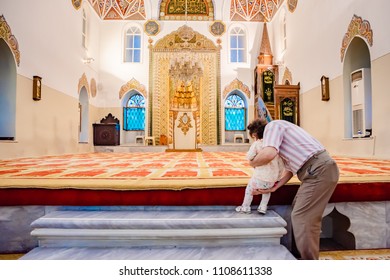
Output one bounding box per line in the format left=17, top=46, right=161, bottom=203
left=0, top=15, right=21, bottom=66
left=287, top=0, right=298, bottom=13
left=144, top=19, right=160, bottom=36
left=222, top=78, right=251, bottom=100
left=119, top=78, right=147, bottom=99
left=209, top=20, right=226, bottom=37
left=78, top=73, right=90, bottom=96
left=282, top=67, right=292, bottom=85
left=341, top=14, right=373, bottom=62
left=72, top=0, right=83, bottom=10
left=90, top=78, right=97, bottom=97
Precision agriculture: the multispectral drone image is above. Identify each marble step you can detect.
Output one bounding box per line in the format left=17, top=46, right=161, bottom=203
left=30, top=209, right=288, bottom=248
left=31, top=209, right=287, bottom=229
left=20, top=244, right=296, bottom=260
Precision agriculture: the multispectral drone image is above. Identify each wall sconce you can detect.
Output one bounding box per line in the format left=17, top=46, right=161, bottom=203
left=321, top=75, right=330, bottom=101
left=32, top=76, right=42, bottom=101
left=82, top=57, right=94, bottom=64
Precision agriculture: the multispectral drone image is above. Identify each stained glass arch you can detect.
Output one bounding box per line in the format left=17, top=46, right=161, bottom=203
left=123, top=93, right=145, bottom=131
left=224, top=92, right=247, bottom=131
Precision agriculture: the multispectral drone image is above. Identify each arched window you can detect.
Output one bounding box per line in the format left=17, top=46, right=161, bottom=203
left=124, top=26, right=141, bottom=63
left=224, top=93, right=246, bottom=131
left=229, top=27, right=246, bottom=63
left=123, top=93, right=145, bottom=130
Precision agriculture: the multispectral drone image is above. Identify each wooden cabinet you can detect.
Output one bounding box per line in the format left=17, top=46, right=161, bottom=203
left=93, top=113, right=120, bottom=146
left=274, top=84, right=300, bottom=125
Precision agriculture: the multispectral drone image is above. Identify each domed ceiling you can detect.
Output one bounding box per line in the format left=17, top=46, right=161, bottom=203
left=86, top=0, right=287, bottom=22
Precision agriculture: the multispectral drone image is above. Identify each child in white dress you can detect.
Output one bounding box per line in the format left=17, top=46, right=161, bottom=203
left=236, top=119, right=284, bottom=214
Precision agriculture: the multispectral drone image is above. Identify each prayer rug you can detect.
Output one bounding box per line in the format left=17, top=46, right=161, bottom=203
left=319, top=249, right=390, bottom=260
left=0, top=152, right=389, bottom=191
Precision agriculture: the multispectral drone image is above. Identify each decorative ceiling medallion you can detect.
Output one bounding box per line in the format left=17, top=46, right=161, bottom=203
left=177, top=113, right=193, bottom=135
left=119, top=78, right=147, bottom=99
left=0, top=15, right=21, bottom=66
left=287, top=0, right=298, bottom=13
left=209, top=20, right=226, bottom=37
left=144, top=20, right=160, bottom=36
left=72, top=0, right=83, bottom=10
left=340, top=14, right=373, bottom=62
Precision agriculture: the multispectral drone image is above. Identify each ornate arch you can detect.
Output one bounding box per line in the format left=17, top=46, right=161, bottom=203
left=119, top=78, right=147, bottom=99
left=151, top=25, right=220, bottom=145
left=282, top=67, right=293, bottom=85
left=341, top=15, right=373, bottom=62
left=154, top=25, right=218, bottom=51
left=222, top=78, right=251, bottom=100
left=0, top=15, right=20, bottom=66
left=287, top=0, right=298, bottom=13
left=78, top=73, right=90, bottom=96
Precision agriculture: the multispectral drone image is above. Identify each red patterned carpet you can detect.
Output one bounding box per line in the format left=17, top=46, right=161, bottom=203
left=0, top=152, right=389, bottom=206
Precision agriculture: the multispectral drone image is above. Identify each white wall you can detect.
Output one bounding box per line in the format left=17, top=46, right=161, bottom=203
left=273, top=0, right=390, bottom=93
left=1, top=0, right=100, bottom=101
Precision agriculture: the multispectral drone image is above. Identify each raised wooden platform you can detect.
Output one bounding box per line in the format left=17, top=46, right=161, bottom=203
left=0, top=149, right=389, bottom=206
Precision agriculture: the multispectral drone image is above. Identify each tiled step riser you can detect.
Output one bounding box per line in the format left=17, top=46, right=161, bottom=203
left=32, top=227, right=286, bottom=248
left=30, top=209, right=288, bottom=249
left=31, top=217, right=285, bottom=230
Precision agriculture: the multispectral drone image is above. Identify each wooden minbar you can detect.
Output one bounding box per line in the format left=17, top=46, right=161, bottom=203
left=93, top=113, right=120, bottom=146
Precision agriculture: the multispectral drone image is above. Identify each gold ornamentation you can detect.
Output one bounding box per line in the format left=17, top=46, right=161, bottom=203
left=160, top=0, right=214, bottom=21
left=144, top=19, right=160, bottom=36
left=177, top=113, right=192, bottom=135
left=72, top=0, right=83, bottom=10
left=153, top=25, right=218, bottom=51
left=287, top=0, right=298, bottom=13
left=265, top=88, right=272, bottom=99
left=119, top=78, right=147, bottom=99
left=171, top=81, right=198, bottom=110
left=222, top=78, right=251, bottom=100
left=151, top=26, right=218, bottom=145
left=341, top=15, right=373, bottom=62
left=90, top=78, right=97, bottom=97
left=78, top=73, right=90, bottom=96
left=0, top=15, right=20, bottom=66
left=282, top=67, right=292, bottom=85
left=209, top=20, right=226, bottom=37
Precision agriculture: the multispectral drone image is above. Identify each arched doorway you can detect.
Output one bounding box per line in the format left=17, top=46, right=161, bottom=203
left=0, top=39, right=17, bottom=140
left=79, top=87, right=89, bottom=143
left=343, top=38, right=372, bottom=138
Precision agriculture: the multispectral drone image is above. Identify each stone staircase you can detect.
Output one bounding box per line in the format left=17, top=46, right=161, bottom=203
left=21, top=206, right=295, bottom=260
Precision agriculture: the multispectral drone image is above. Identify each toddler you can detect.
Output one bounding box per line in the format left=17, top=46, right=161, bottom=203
left=235, top=119, right=284, bottom=214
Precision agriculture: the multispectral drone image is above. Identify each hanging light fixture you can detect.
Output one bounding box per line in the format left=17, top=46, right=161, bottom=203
left=168, top=2, right=203, bottom=83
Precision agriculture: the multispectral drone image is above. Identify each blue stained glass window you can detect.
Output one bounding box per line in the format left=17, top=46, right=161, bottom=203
left=225, top=94, right=246, bottom=131
left=124, top=94, right=145, bottom=131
